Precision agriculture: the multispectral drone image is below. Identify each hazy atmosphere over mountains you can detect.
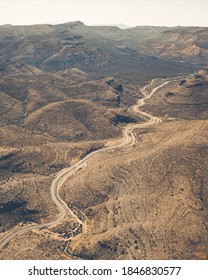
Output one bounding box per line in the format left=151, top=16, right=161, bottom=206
left=0, top=1, right=207, bottom=261
left=0, top=0, right=208, bottom=26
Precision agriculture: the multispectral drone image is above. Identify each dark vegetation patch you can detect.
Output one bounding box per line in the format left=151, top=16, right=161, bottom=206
left=0, top=199, right=40, bottom=231
left=186, top=82, right=203, bottom=88
left=0, top=153, right=14, bottom=161
left=165, top=92, right=174, bottom=97
left=106, top=79, right=123, bottom=92
left=179, top=79, right=187, bottom=86
left=80, top=144, right=104, bottom=159
left=110, top=114, right=137, bottom=125
left=0, top=200, right=26, bottom=214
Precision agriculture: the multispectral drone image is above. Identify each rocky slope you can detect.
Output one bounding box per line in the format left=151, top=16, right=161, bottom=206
left=0, top=22, right=207, bottom=260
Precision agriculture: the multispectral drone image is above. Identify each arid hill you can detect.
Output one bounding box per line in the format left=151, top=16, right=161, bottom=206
left=0, top=54, right=142, bottom=238
left=56, top=71, right=208, bottom=260
left=0, top=22, right=207, bottom=260
left=137, top=27, right=208, bottom=64
left=0, top=22, right=204, bottom=80
left=143, top=69, right=208, bottom=120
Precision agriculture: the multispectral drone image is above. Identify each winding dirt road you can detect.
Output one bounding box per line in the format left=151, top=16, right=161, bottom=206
left=0, top=76, right=184, bottom=253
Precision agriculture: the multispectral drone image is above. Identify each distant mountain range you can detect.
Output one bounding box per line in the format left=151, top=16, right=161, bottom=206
left=1, top=21, right=207, bottom=81
left=95, top=23, right=133, bottom=29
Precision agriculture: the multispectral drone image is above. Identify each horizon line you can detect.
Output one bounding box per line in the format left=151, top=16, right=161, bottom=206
left=0, top=21, right=207, bottom=29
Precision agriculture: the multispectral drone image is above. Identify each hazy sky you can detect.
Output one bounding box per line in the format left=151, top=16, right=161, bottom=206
left=0, top=0, right=208, bottom=27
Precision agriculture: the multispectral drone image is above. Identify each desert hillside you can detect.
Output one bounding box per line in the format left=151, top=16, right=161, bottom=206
left=0, top=22, right=207, bottom=260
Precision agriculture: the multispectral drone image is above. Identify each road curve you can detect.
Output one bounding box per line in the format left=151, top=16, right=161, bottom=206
left=0, top=76, right=184, bottom=253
